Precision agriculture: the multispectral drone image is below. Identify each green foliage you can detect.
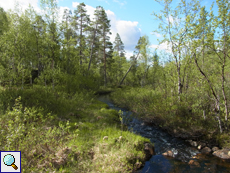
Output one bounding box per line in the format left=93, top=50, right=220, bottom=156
left=1, top=0, right=230, bottom=171
left=0, top=87, right=151, bottom=172
left=0, top=2, right=156, bottom=173
left=218, top=133, right=230, bottom=148
left=0, top=95, right=79, bottom=172
left=0, top=86, right=94, bottom=119
left=0, top=7, right=9, bottom=35
left=110, top=87, right=223, bottom=143
left=1, top=96, right=51, bottom=149
left=113, top=33, right=125, bottom=57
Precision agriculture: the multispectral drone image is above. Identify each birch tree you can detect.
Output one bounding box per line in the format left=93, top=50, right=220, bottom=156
left=152, top=0, right=200, bottom=101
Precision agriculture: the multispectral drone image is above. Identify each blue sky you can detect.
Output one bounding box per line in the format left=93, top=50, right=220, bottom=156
left=0, top=0, right=219, bottom=60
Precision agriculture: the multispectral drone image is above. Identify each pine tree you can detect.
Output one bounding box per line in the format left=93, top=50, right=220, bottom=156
left=87, top=7, right=102, bottom=72
left=73, top=2, right=90, bottom=66
left=94, top=6, right=112, bottom=86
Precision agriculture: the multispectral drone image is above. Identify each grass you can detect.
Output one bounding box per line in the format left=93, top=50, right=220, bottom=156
left=0, top=86, right=151, bottom=172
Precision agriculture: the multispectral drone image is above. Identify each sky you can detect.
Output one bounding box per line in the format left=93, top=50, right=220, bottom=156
left=0, top=0, right=217, bottom=60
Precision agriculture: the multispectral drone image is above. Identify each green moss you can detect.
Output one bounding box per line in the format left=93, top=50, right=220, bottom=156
left=88, top=100, right=110, bottom=109
left=218, top=133, right=230, bottom=148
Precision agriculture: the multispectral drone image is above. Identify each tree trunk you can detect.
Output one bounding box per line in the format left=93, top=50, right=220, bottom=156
left=203, top=110, right=206, bottom=120
left=142, top=65, right=150, bottom=87
left=222, top=27, right=228, bottom=122
left=120, top=65, right=133, bottom=86
left=79, top=16, right=83, bottom=65
left=119, top=51, right=140, bottom=86
left=21, top=67, right=24, bottom=90
left=30, top=75, right=32, bottom=85
left=194, top=53, right=218, bottom=101
left=221, top=62, right=228, bottom=122
left=88, top=23, right=98, bottom=71
left=215, top=98, right=223, bottom=134
left=194, top=53, right=223, bottom=133
left=103, top=36, right=107, bottom=87
left=52, top=59, right=54, bottom=91
left=176, top=56, right=182, bottom=101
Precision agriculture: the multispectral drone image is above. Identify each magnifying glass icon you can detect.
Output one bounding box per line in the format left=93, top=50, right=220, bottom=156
left=3, top=154, right=18, bottom=170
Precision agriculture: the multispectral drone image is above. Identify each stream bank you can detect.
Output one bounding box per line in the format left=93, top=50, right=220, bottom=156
left=98, top=94, right=230, bottom=173
left=109, top=87, right=230, bottom=157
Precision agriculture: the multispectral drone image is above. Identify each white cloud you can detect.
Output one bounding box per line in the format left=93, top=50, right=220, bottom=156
left=98, top=0, right=110, bottom=5
left=72, top=2, right=80, bottom=8
left=58, top=6, right=71, bottom=23
left=150, top=41, right=172, bottom=54
left=151, top=32, right=161, bottom=38
left=113, top=0, right=127, bottom=7
left=0, top=0, right=39, bottom=12
left=166, top=15, right=174, bottom=24
left=125, top=50, right=134, bottom=60
left=105, top=9, right=141, bottom=53
left=165, top=15, right=181, bottom=27
left=112, top=20, right=141, bottom=50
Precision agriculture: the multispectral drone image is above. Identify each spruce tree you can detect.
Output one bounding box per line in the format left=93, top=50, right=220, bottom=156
left=113, top=33, right=125, bottom=57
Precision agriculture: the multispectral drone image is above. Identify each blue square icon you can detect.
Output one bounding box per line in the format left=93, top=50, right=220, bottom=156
left=0, top=151, right=21, bottom=173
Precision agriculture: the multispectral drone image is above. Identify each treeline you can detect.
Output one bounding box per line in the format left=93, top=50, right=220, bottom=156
left=0, top=1, right=146, bottom=92
left=0, top=0, right=167, bottom=93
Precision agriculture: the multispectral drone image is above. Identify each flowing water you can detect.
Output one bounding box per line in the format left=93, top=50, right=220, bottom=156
left=98, top=95, right=230, bottom=173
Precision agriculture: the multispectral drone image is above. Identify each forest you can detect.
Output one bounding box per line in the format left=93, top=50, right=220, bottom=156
left=0, top=0, right=230, bottom=172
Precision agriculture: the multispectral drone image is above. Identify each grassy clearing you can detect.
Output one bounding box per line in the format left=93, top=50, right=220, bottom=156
left=0, top=86, right=151, bottom=172
left=110, top=87, right=228, bottom=147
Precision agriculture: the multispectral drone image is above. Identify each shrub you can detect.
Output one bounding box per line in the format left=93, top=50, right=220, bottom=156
left=0, top=96, right=79, bottom=172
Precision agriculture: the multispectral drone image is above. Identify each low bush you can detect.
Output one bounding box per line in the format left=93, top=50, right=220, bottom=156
left=0, top=96, right=79, bottom=172
left=0, top=86, right=94, bottom=118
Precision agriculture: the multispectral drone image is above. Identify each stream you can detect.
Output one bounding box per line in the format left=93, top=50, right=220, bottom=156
left=98, top=95, right=230, bottom=173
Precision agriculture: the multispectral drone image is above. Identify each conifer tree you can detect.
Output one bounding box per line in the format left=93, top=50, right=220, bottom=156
left=113, top=33, right=125, bottom=57
left=94, top=6, right=112, bottom=86
left=87, top=7, right=102, bottom=72
left=73, top=2, right=90, bottom=66
left=113, top=33, right=125, bottom=83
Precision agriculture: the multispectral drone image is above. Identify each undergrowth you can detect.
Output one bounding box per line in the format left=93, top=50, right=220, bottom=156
left=0, top=86, right=151, bottom=172
left=110, top=86, right=227, bottom=147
